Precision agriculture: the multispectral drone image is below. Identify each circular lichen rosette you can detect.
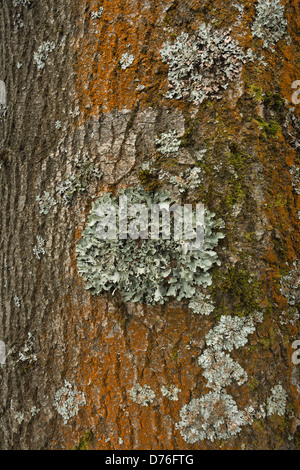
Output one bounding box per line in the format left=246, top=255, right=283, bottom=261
left=76, top=187, right=224, bottom=306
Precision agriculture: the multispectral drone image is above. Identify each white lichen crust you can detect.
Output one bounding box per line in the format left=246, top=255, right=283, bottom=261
left=160, top=24, right=254, bottom=105
left=56, top=154, right=102, bottom=205
left=280, top=261, right=300, bottom=306
left=198, top=349, right=248, bottom=390
left=205, top=315, right=256, bottom=352
left=177, top=311, right=289, bottom=443
left=251, top=0, right=288, bottom=49
left=36, top=191, right=57, bottom=215
left=33, top=41, right=56, bottom=70
left=129, top=383, right=156, bottom=407
left=120, top=52, right=135, bottom=70
left=266, top=384, right=288, bottom=416
left=161, top=385, right=181, bottom=401
left=33, top=236, right=45, bottom=260
left=176, top=391, right=253, bottom=443
left=13, top=0, right=30, bottom=5
left=155, top=131, right=182, bottom=155
left=53, top=381, right=86, bottom=424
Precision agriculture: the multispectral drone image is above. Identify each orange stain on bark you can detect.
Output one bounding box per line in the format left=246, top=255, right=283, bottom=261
left=74, top=0, right=174, bottom=118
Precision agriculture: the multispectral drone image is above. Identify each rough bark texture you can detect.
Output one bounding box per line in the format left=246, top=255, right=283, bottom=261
left=0, top=0, right=299, bottom=450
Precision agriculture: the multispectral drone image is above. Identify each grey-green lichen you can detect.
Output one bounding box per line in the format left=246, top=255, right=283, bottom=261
left=266, top=384, right=288, bottom=416
left=176, top=311, right=290, bottom=443
left=13, top=13, right=24, bottom=33
left=56, top=154, right=102, bottom=205
left=155, top=130, right=182, bottom=155
left=30, top=406, right=40, bottom=417
left=129, top=383, right=156, bottom=407
left=177, top=315, right=257, bottom=443
left=36, top=191, right=57, bottom=215
left=13, top=295, right=21, bottom=308
left=198, top=349, right=248, bottom=390
left=175, top=391, right=254, bottom=443
left=142, top=160, right=205, bottom=196
left=280, top=261, right=300, bottom=306
left=251, top=0, right=289, bottom=50
left=169, top=167, right=203, bottom=194
left=33, top=41, right=56, bottom=70
left=279, top=308, right=299, bottom=326
left=53, top=380, right=86, bottom=424
left=188, top=292, right=215, bottom=315
left=161, top=385, right=181, bottom=401
left=120, top=52, right=135, bottom=70
left=289, top=166, right=300, bottom=195
left=16, top=333, right=37, bottom=364
left=160, top=24, right=254, bottom=105
left=198, top=316, right=254, bottom=393
left=76, top=187, right=224, bottom=306
left=205, top=315, right=256, bottom=352
left=10, top=401, right=25, bottom=426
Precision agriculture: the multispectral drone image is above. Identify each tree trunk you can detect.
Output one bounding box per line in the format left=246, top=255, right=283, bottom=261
left=0, top=0, right=299, bottom=450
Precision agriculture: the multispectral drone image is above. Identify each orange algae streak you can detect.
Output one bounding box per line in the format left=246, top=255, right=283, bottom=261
left=74, top=0, right=173, bottom=118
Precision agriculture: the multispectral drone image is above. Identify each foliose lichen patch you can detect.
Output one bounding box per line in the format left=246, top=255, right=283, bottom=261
left=188, top=292, right=215, bottom=316
left=155, top=130, right=182, bottom=155
left=160, top=23, right=254, bottom=105
left=205, top=315, right=256, bottom=352
left=198, top=349, right=248, bottom=390
left=76, top=187, right=224, bottom=306
left=176, top=311, right=290, bottom=443
left=266, top=384, right=288, bottom=416
left=175, top=391, right=254, bottom=443
left=251, top=0, right=289, bottom=50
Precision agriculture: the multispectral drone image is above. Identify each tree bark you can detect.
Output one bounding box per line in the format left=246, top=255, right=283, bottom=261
left=0, top=0, right=299, bottom=450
